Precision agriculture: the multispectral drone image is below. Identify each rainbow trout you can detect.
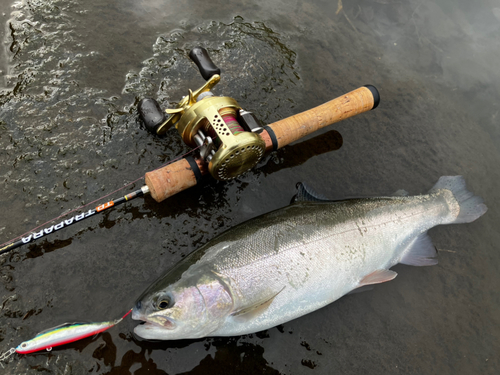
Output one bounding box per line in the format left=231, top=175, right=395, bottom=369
left=132, top=176, right=486, bottom=340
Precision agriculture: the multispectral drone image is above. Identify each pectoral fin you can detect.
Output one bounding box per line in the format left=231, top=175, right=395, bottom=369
left=359, top=269, right=397, bottom=287
left=231, top=287, right=285, bottom=321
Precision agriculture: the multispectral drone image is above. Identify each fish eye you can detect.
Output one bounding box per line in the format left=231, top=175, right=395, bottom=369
left=157, top=297, right=172, bottom=310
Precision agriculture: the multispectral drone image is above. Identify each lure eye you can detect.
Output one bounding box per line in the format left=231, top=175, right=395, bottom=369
left=21, top=343, right=27, bottom=348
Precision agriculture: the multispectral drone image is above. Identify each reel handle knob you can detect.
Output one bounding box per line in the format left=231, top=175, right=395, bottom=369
left=189, top=47, right=221, bottom=81
left=138, top=98, right=168, bottom=134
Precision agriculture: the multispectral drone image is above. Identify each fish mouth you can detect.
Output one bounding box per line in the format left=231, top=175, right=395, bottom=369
left=136, top=320, right=174, bottom=331
left=132, top=310, right=175, bottom=330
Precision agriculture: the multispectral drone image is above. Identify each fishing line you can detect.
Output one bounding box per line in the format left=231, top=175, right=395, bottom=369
left=0, top=146, right=200, bottom=253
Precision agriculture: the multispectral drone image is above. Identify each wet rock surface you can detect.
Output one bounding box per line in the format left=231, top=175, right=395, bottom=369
left=1, top=0, right=499, bottom=373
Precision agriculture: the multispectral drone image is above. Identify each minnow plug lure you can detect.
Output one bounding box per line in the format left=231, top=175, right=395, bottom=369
left=0, top=309, right=132, bottom=364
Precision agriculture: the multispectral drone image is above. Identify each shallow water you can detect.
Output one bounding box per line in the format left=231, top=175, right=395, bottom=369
left=0, top=0, right=499, bottom=373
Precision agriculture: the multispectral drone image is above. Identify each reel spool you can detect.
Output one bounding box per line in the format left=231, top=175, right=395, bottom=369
left=174, top=95, right=265, bottom=181
left=138, top=47, right=265, bottom=181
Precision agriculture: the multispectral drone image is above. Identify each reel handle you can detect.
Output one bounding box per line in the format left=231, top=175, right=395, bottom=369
left=189, top=47, right=221, bottom=81
left=263, top=85, right=379, bottom=150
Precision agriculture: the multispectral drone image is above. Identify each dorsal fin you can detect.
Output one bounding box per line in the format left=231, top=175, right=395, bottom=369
left=294, top=182, right=330, bottom=203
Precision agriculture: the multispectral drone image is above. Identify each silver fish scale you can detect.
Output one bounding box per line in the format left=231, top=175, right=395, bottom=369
left=133, top=177, right=486, bottom=340
left=192, top=195, right=451, bottom=335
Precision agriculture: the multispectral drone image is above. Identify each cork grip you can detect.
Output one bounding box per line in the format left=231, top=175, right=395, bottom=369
left=267, top=85, right=379, bottom=149
left=145, top=158, right=207, bottom=202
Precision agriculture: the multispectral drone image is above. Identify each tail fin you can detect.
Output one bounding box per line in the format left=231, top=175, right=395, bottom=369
left=429, top=176, right=487, bottom=224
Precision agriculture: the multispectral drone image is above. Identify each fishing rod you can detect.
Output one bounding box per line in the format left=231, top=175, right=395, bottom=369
left=0, top=46, right=380, bottom=255
left=0, top=187, right=149, bottom=255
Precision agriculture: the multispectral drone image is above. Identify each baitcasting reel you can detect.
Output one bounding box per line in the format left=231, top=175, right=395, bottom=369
left=138, top=47, right=266, bottom=181
left=137, top=46, right=379, bottom=203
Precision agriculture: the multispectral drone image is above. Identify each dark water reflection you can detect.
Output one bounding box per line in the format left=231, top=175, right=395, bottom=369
left=1, top=0, right=499, bottom=373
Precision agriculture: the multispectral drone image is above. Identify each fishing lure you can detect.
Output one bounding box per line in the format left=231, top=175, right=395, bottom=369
left=0, top=309, right=131, bottom=362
